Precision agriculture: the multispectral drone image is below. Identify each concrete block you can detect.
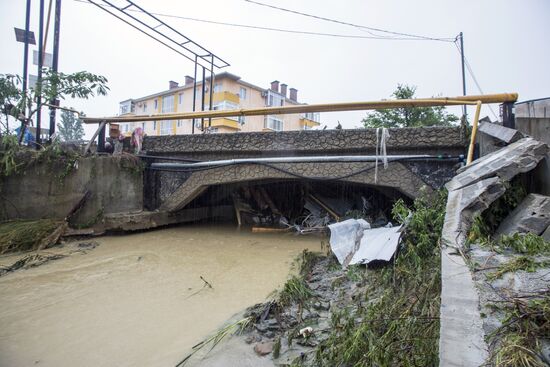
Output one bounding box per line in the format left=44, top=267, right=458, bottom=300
left=542, top=226, right=550, bottom=242
left=478, top=121, right=523, bottom=144
left=449, top=137, right=548, bottom=192
left=496, top=194, right=550, bottom=237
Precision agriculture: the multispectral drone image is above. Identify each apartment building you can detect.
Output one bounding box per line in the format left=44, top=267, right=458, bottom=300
left=118, top=72, right=320, bottom=135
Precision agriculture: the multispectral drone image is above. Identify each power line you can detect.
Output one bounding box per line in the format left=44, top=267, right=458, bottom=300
left=244, top=0, right=456, bottom=42
left=73, top=0, right=451, bottom=41
left=453, top=40, right=498, bottom=120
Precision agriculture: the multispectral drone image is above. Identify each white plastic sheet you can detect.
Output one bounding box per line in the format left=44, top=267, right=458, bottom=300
left=328, top=219, right=402, bottom=266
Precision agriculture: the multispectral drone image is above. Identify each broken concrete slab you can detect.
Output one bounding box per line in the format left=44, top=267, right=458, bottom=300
left=496, top=193, right=550, bottom=237
left=439, top=177, right=505, bottom=366
left=448, top=137, right=548, bottom=192
left=440, top=246, right=489, bottom=366
left=478, top=121, right=523, bottom=144
left=442, top=177, right=506, bottom=248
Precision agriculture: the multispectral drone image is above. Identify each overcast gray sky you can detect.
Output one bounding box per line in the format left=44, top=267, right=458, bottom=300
left=1, top=0, right=549, bottom=137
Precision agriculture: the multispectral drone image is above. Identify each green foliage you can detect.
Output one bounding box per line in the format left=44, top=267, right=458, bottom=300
left=0, top=135, right=21, bottom=177
left=0, top=219, right=62, bottom=254
left=362, top=84, right=459, bottom=128
left=488, top=295, right=550, bottom=367
left=0, top=70, right=108, bottom=136
left=499, top=233, right=550, bottom=255
left=57, top=110, right=84, bottom=141
left=38, top=69, right=109, bottom=102
left=312, top=189, right=447, bottom=366
left=176, top=317, right=253, bottom=366
left=487, top=256, right=547, bottom=281
left=0, top=74, right=23, bottom=132
left=467, top=180, right=527, bottom=247
left=278, top=275, right=314, bottom=308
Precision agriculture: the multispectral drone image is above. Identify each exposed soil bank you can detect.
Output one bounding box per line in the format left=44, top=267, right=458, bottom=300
left=0, top=225, right=320, bottom=367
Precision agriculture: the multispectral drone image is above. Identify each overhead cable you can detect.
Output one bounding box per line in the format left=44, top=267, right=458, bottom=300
left=244, top=0, right=456, bottom=42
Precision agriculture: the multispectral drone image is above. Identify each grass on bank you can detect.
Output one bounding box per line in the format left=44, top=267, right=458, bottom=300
left=0, top=219, right=63, bottom=254
left=301, top=190, right=447, bottom=366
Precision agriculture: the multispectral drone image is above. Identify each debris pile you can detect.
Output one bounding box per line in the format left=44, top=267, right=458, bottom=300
left=225, top=181, right=397, bottom=234
left=440, top=133, right=550, bottom=366
left=0, top=219, right=66, bottom=254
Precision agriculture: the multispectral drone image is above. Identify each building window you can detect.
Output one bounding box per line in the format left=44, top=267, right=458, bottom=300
left=265, top=116, right=283, bottom=131
left=213, top=100, right=239, bottom=121
left=302, top=112, right=320, bottom=122
left=154, top=99, right=158, bottom=110
left=160, top=120, right=172, bottom=135
left=153, top=121, right=157, bottom=130
left=162, top=95, right=174, bottom=113
left=178, top=93, right=183, bottom=105
left=119, top=100, right=133, bottom=115
left=177, top=120, right=182, bottom=127
left=141, top=122, right=145, bottom=130
left=238, top=116, right=245, bottom=125
left=213, top=83, right=222, bottom=93
left=239, top=87, right=247, bottom=100
left=267, top=90, right=283, bottom=107
left=142, top=102, right=147, bottom=112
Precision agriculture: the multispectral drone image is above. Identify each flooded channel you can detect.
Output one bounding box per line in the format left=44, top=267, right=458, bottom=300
left=0, top=225, right=321, bottom=367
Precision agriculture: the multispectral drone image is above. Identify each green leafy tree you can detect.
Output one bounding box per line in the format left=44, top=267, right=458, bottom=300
left=57, top=110, right=84, bottom=141
left=0, top=69, right=108, bottom=137
left=363, top=84, right=459, bottom=128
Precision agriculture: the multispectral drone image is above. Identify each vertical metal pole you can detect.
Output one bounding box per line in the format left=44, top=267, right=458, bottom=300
left=502, top=102, right=515, bottom=129
left=459, top=32, right=467, bottom=121
left=191, top=55, right=197, bottom=134
left=49, top=0, right=61, bottom=142
left=36, top=0, right=45, bottom=147
left=97, top=123, right=106, bottom=152
left=18, top=0, right=32, bottom=144
left=208, top=55, right=214, bottom=128
left=201, top=66, right=206, bottom=131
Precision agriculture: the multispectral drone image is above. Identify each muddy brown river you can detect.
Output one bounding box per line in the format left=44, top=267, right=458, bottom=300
left=0, top=225, right=320, bottom=367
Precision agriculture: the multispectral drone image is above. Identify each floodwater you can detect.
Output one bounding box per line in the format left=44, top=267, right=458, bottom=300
left=0, top=225, right=321, bottom=367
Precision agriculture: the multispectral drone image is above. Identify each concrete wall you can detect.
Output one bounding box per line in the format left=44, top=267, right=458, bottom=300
left=0, top=156, right=143, bottom=227
left=515, top=98, right=550, bottom=195
left=143, top=126, right=467, bottom=160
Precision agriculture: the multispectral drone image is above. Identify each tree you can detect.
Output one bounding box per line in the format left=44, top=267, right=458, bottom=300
left=363, top=84, right=459, bottom=128
left=0, top=69, right=108, bottom=137
left=57, top=110, right=84, bottom=141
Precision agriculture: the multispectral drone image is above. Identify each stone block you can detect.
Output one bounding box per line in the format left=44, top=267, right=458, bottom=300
left=448, top=137, right=548, bottom=192
left=496, top=193, right=550, bottom=237
left=478, top=122, right=523, bottom=144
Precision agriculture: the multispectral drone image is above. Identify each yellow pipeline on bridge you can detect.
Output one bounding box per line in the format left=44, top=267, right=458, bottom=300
left=81, top=93, right=517, bottom=124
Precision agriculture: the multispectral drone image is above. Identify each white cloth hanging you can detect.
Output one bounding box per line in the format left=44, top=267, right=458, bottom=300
left=374, top=127, right=390, bottom=183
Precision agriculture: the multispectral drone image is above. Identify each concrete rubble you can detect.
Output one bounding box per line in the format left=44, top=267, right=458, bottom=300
left=439, top=135, right=549, bottom=367
left=478, top=121, right=524, bottom=144
left=495, top=193, right=550, bottom=237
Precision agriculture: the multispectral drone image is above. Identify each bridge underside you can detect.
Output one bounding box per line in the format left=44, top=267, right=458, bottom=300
left=147, top=160, right=456, bottom=213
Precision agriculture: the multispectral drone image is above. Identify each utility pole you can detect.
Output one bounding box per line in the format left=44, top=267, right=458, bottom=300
left=48, top=0, right=61, bottom=142
left=36, top=0, right=45, bottom=146
left=18, top=0, right=32, bottom=144
left=459, top=32, right=467, bottom=121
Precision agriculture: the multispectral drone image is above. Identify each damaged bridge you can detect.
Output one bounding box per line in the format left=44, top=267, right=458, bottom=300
left=142, top=126, right=467, bottom=213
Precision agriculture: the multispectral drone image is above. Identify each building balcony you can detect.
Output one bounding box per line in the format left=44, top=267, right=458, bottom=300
left=300, top=117, right=321, bottom=129
left=205, top=91, right=240, bottom=105
left=210, top=118, right=240, bottom=131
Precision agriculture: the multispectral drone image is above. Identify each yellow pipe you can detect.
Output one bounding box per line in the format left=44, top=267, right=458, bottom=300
left=467, top=101, right=483, bottom=165
left=82, top=93, right=517, bottom=124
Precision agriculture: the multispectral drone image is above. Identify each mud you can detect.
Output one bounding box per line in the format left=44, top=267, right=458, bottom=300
left=0, top=225, right=320, bottom=367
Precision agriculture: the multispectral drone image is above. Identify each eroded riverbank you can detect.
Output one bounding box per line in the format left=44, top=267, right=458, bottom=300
left=0, top=225, right=321, bottom=367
